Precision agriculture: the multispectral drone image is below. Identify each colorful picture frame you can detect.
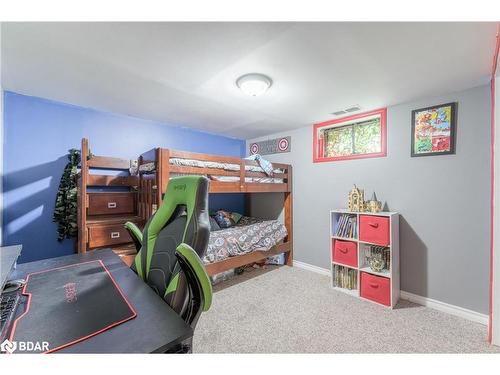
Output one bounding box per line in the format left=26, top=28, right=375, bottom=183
left=411, top=102, right=457, bottom=157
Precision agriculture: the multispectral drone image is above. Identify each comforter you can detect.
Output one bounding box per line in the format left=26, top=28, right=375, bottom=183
left=202, top=216, right=288, bottom=264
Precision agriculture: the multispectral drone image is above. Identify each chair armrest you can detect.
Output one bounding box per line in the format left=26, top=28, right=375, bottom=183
left=175, top=243, right=212, bottom=312
left=124, top=221, right=143, bottom=251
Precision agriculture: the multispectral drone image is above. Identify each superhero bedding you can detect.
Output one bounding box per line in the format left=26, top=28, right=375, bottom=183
left=203, top=215, right=288, bottom=264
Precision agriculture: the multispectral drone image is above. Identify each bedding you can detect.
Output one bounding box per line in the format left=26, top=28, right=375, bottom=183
left=169, top=157, right=284, bottom=174
left=138, top=162, right=155, bottom=173
left=209, top=175, right=284, bottom=183
left=139, top=158, right=285, bottom=183
left=202, top=216, right=288, bottom=264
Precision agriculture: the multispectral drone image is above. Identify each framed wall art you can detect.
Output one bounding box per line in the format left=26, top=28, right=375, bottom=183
left=411, top=102, right=457, bottom=157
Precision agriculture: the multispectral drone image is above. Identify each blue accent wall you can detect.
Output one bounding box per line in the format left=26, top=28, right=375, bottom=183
left=2, top=92, right=246, bottom=263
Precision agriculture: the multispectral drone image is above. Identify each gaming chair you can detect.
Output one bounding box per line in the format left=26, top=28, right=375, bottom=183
left=124, top=176, right=212, bottom=352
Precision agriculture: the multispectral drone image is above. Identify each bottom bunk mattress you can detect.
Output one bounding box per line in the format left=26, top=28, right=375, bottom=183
left=202, top=216, right=288, bottom=264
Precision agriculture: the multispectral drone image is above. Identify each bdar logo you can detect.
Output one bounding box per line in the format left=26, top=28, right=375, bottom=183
left=1, top=339, right=17, bottom=353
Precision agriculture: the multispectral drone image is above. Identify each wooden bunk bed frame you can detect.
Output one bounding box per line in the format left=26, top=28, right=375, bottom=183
left=137, top=148, right=293, bottom=276
left=77, top=138, right=143, bottom=265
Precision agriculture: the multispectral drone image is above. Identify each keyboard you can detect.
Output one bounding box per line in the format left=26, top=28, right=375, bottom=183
left=0, top=292, right=20, bottom=340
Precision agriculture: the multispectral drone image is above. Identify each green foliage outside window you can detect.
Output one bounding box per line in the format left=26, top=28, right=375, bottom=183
left=323, top=117, right=381, bottom=157
left=325, top=126, right=353, bottom=156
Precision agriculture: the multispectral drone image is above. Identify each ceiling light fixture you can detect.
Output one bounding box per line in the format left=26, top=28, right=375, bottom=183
left=236, top=73, right=272, bottom=97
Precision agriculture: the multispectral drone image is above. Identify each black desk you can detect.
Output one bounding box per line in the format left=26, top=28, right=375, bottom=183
left=9, top=249, right=193, bottom=353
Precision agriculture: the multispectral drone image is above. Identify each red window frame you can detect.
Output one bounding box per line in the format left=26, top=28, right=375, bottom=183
left=313, top=108, right=387, bottom=163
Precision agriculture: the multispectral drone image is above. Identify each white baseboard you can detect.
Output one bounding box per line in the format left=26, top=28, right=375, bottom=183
left=293, top=260, right=330, bottom=276
left=400, top=291, right=488, bottom=325
left=293, top=260, right=488, bottom=326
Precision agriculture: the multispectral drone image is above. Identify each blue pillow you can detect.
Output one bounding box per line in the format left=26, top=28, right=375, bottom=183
left=213, top=210, right=235, bottom=229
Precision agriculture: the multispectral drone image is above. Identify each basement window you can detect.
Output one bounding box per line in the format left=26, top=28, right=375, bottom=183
left=313, top=108, right=387, bottom=162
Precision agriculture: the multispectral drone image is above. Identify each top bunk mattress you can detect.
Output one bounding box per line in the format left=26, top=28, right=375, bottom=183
left=169, top=157, right=284, bottom=174
left=139, top=157, right=286, bottom=183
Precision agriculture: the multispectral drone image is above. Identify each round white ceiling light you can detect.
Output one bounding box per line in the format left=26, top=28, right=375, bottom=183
left=236, top=73, right=272, bottom=97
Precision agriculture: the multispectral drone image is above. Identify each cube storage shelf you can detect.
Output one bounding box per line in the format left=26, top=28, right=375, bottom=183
left=330, top=209, right=400, bottom=308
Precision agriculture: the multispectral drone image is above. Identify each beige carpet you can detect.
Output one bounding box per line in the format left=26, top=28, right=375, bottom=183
left=194, top=265, right=500, bottom=353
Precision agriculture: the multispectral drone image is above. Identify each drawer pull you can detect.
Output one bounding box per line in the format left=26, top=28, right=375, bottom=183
left=110, top=232, right=120, bottom=239
left=339, top=248, right=348, bottom=254
left=108, top=202, right=117, bottom=208
left=368, top=222, right=379, bottom=228
left=369, top=283, right=379, bottom=289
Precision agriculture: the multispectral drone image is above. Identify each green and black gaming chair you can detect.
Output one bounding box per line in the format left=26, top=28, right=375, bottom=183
left=124, top=176, right=212, bottom=352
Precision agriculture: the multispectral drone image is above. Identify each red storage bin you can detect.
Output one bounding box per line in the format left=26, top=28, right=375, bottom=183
left=359, top=215, right=390, bottom=246
left=360, top=272, right=391, bottom=306
left=332, top=239, right=357, bottom=267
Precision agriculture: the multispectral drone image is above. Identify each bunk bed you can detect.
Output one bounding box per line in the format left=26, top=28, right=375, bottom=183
left=136, top=148, right=293, bottom=276
left=76, top=139, right=293, bottom=275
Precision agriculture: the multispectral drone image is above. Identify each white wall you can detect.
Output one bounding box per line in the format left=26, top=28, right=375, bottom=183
left=248, top=85, right=491, bottom=315
left=492, top=65, right=500, bottom=345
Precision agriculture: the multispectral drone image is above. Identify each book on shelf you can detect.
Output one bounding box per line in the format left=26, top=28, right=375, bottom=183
left=335, top=214, right=357, bottom=239
left=333, top=264, right=357, bottom=290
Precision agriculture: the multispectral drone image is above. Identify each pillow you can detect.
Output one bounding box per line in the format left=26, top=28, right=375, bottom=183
left=209, top=217, right=221, bottom=231
left=246, top=154, right=274, bottom=177
left=230, top=212, right=242, bottom=224
left=213, top=210, right=235, bottom=229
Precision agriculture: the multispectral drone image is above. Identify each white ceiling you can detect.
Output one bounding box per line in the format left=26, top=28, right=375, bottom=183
left=1, top=22, right=497, bottom=139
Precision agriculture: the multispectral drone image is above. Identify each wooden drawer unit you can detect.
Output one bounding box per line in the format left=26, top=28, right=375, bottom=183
left=359, top=215, right=390, bottom=246
left=88, top=223, right=132, bottom=248
left=87, top=192, right=135, bottom=216
left=332, top=239, right=357, bottom=267
left=360, top=272, right=391, bottom=306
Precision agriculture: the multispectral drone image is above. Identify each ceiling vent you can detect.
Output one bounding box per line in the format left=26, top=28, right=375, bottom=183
left=332, top=110, right=347, bottom=116
left=345, top=105, right=361, bottom=113
left=331, top=105, right=361, bottom=116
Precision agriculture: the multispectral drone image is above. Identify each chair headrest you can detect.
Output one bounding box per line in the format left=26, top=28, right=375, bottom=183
left=148, top=175, right=210, bottom=243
